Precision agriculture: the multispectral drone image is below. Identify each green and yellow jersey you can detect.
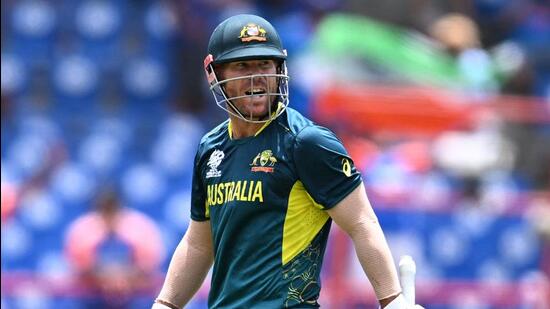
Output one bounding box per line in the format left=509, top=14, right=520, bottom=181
left=191, top=107, right=362, bottom=308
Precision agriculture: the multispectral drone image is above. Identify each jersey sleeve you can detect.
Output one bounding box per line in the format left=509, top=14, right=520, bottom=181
left=293, top=125, right=362, bottom=210
left=190, top=147, right=209, bottom=221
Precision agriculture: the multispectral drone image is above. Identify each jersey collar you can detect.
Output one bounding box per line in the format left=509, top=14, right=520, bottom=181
left=228, top=102, right=284, bottom=140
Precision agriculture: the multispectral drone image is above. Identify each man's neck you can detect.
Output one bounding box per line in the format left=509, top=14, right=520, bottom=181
left=228, top=116, right=264, bottom=139
left=227, top=103, right=282, bottom=139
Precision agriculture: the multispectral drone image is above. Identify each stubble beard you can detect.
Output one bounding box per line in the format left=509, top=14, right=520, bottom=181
left=228, top=95, right=278, bottom=121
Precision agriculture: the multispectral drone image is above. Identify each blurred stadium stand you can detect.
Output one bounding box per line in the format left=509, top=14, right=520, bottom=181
left=1, top=1, right=549, bottom=308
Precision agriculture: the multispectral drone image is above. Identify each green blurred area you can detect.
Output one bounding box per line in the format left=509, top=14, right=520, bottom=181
left=312, top=14, right=478, bottom=88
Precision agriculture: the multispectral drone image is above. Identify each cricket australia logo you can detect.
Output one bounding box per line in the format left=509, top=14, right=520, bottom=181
left=206, top=149, right=225, bottom=178
left=250, top=150, right=277, bottom=173
left=239, top=23, right=267, bottom=42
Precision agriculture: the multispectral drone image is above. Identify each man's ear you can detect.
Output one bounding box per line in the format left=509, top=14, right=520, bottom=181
left=213, top=64, right=224, bottom=80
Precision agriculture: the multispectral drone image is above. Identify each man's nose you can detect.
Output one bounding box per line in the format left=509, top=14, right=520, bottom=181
left=250, top=71, right=267, bottom=84
left=248, top=64, right=264, bottom=75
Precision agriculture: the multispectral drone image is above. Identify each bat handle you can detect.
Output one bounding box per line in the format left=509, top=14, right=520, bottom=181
left=399, top=255, right=416, bottom=305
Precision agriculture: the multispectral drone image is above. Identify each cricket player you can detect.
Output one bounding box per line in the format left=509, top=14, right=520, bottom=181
left=153, top=14, right=423, bottom=309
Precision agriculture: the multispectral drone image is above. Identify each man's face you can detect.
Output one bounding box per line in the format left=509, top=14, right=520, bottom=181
left=217, top=59, right=279, bottom=120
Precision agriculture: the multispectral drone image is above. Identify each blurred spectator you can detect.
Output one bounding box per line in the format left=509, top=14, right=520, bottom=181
left=64, top=188, right=165, bottom=308
left=429, top=12, right=480, bottom=56
left=428, top=12, right=498, bottom=97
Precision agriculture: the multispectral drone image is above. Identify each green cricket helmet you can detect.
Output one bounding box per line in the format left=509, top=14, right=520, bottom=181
left=204, top=14, right=290, bottom=123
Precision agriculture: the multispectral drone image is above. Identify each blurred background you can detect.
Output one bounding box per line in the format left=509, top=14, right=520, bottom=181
left=1, top=0, right=549, bottom=308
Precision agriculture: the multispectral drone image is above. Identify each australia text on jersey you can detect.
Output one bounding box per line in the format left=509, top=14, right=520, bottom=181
left=207, top=180, right=264, bottom=206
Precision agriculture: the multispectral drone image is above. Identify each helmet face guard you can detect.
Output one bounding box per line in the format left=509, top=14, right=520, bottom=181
left=204, top=54, right=289, bottom=123
left=204, top=14, right=290, bottom=123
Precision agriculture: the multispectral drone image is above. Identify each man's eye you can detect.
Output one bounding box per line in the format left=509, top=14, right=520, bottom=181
left=261, top=63, right=273, bottom=70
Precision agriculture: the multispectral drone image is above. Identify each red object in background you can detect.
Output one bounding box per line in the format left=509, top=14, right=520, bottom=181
left=313, top=85, right=550, bottom=137
left=1, top=182, right=19, bottom=222
left=341, top=136, right=381, bottom=171
left=314, top=86, right=472, bottom=137
left=391, top=140, right=433, bottom=173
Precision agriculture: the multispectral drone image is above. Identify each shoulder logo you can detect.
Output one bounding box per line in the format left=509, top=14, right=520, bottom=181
left=206, top=149, right=225, bottom=178
left=239, top=23, right=267, bottom=42
left=342, top=158, right=352, bottom=177
left=250, top=150, right=277, bottom=173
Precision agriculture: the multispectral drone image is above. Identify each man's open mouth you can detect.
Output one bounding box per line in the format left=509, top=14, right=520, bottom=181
left=245, top=88, right=267, bottom=96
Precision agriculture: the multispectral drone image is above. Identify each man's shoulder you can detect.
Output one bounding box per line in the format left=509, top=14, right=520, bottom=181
left=199, top=120, right=229, bottom=144
left=196, top=120, right=229, bottom=156
left=283, top=107, right=335, bottom=143
left=281, top=107, right=316, bottom=135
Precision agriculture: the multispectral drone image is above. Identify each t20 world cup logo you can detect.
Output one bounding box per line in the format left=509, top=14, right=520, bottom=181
left=206, top=149, right=225, bottom=178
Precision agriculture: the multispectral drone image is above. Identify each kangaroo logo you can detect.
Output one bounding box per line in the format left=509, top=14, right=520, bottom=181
left=251, top=150, right=277, bottom=173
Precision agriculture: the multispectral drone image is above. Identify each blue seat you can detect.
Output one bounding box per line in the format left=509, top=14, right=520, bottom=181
left=121, top=56, right=170, bottom=104
left=1, top=53, right=28, bottom=97
left=10, top=1, right=57, bottom=66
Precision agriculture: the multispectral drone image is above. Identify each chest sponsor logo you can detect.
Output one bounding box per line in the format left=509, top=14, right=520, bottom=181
left=250, top=149, right=277, bottom=173
left=206, top=149, right=224, bottom=178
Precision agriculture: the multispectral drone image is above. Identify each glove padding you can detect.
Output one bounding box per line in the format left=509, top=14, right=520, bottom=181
left=382, top=293, right=424, bottom=309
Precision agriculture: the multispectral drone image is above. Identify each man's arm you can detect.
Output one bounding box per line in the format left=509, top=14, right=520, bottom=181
left=153, top=219, right=214, bottom=309
left=326, top=182, right=401, bottom=308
